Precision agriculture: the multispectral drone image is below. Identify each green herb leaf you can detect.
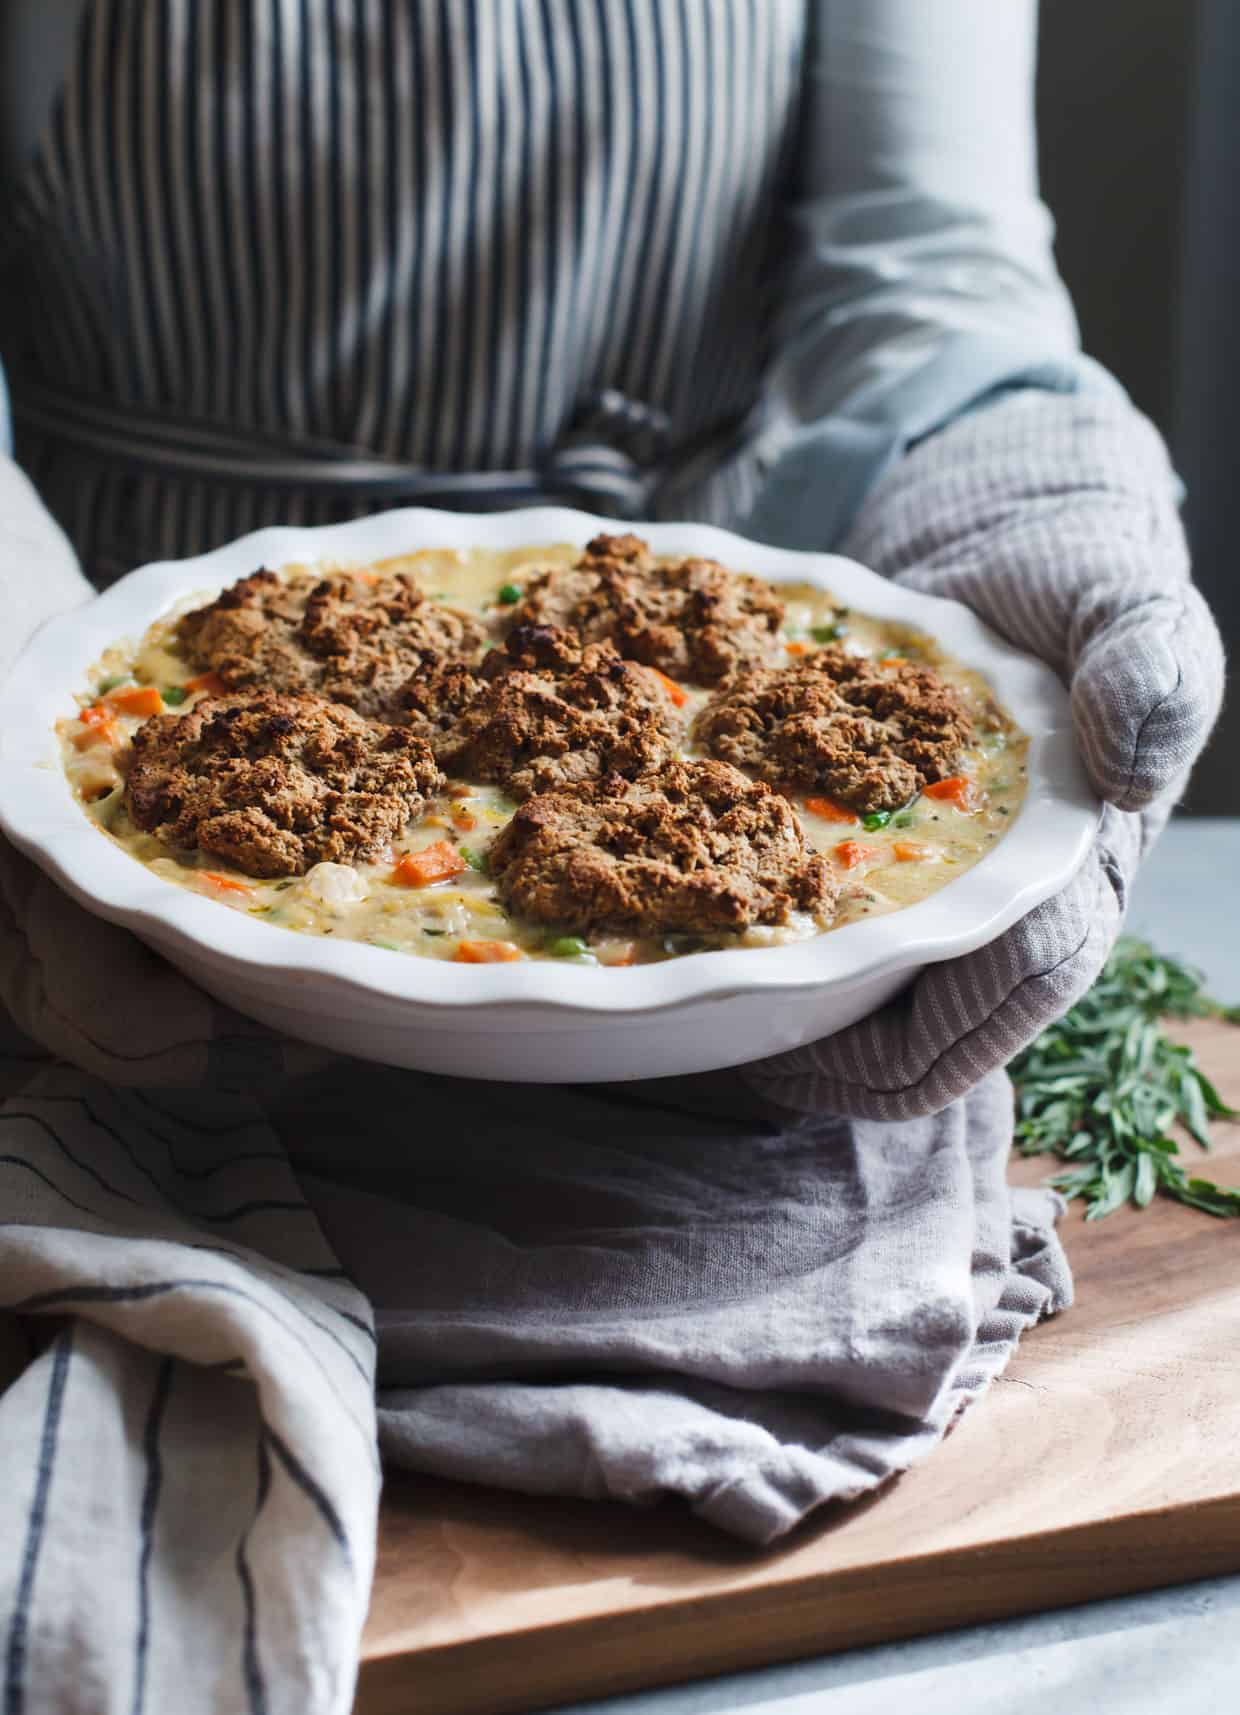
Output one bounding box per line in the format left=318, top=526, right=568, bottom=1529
left=458, top=845, right=488, bottom=873
left=811, top=623, right=845, bottom=643
left=1010, top=938, right=1240, bottom=1220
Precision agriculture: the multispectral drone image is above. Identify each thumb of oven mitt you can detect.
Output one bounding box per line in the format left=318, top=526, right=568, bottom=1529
left=742, top=381, right=1225, bottom=1121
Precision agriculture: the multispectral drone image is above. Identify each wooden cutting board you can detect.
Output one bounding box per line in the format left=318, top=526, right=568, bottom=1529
left=355, top=1018, right=1240, bottom=1715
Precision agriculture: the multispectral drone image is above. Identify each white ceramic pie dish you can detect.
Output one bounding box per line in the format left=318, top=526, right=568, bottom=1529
left=0, top=506, right=1099, bottom=1082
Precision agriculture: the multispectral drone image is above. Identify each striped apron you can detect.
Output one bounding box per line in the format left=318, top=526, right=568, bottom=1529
left=0, top=0, right=805, bottom=584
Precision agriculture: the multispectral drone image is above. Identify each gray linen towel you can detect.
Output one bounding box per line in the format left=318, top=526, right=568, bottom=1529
left=275, top=1062, right=1071, bottom=1545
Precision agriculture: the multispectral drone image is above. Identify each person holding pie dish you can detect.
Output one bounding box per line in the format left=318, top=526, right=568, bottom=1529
left=0, top=4, right=1224, bottom=1713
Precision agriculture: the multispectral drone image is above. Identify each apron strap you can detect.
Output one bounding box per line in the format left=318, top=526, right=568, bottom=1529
left=13, top=379, right=664, bottom=514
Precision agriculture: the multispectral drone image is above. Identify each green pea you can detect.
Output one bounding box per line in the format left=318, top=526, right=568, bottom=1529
left=861, top=810, right=892, bottom=831
left=811, top=623, right=845, bottom=643
left=162, top=686, right=188, bottom=706
left=547, top=935, right=591, bottom=959
left=98, top=674, right=131, bottom=694
left=892, top=812, right=916, bottom=829
left=497, top=583, right=522, bottom=605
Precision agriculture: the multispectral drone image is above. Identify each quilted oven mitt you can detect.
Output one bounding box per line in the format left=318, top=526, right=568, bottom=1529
left=744, top=381, right=1226, bottom=1121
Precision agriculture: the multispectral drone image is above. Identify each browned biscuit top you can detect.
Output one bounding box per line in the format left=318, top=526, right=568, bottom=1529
left=177, top=568, right=486, bottom=719
left=508, top=533, right=785, bottom=686
left=488, top=757, right=838, bottom=935
left=408, top=621, right=682, bottom=799
left=693, top=646, right=974, bottom=813
left=124, top=689, right=443, bottom=877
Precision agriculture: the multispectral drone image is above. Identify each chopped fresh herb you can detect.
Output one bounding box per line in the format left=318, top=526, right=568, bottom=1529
left=422, top=927, right=446, bottom=937
left=162, top=686, right=188, bottom=706
left=547, top=935, right=592, bottom=959
left=1009, top=938, right=1240, bottom=1220
left=892, top=812, right=916, bottom=829
left=98, top=673, right=131, bottom=694
left=458, top=844, right=488, bottom=873
left=273, top=880, right=295, bottom=891
left=862, top=810, right=892, bottom=832
left=811, top=623, right=845, bottom=643
left=497, top=582, right=522, bottom=605
left=370, top=938, right=402, bottom=951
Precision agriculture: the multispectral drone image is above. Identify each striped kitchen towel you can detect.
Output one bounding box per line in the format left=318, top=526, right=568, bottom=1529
left=0, top=1034, right=377, bottom=1715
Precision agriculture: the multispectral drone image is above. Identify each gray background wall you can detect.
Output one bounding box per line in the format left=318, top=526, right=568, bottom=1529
left=1037, top=0, right=1235, bottom=812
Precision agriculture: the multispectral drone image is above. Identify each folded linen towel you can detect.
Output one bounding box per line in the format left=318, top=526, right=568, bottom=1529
left=278, top=1060, right=1070, bottom=1545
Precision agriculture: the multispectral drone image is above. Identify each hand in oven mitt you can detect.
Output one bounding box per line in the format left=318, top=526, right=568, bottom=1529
left=743, top=381, right=1225, bottom=1121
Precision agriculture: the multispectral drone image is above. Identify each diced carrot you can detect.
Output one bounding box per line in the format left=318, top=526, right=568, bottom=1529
left=451, top=808, right=478, bottom=832
left=892, top=840, right=928, bottom=862
left=880, top=656, right=909, bottom=669
left=454, top=939, right=524, bottom=963
left=78, top=703, right=113, bottom=726
left=201, top=871, right=255, bottom=898
left=833, top=840, right=881, bottom=870
left=784, top=640, right=810, bottom=656
left=922, top=776, right=976, bottom=812
left=186, top=671, right=227, bottom=696
left=71, top=720, right=119, bottom=752
left=106, top=685, right=164, bottom=718
left=391, top=841, right=467, bottom=888
left=647, top=667, right=688, bottom=707
left=803, top=796, right=858, bottom=825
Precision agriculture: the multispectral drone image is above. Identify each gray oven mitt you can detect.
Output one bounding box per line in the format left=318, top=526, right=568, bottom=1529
left=744, top=380, right=1225, bottom=1121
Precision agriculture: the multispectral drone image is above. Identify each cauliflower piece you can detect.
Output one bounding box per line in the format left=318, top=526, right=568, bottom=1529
left=301, top=862, right=369, bottom=905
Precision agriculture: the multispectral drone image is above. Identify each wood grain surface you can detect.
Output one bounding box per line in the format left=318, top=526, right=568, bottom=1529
left=355, top=1019, right=1240, bottom=1715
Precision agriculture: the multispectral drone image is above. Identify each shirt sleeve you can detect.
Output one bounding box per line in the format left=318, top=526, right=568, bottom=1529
left=739, top=0, right=1108, bottom=551
left=0, top=352, right=94, bottom=676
